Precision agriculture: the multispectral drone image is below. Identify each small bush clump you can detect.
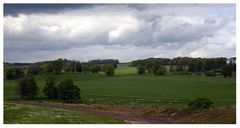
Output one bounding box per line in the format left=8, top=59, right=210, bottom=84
left=188, top=98, right=213, bottom=110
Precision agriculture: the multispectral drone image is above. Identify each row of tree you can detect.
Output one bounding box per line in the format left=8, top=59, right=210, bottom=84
left=17, top=76, right=81, bottom=101
left=5, top=59, right=116, bottom=79
left=134, top=57, right=236, bottom=77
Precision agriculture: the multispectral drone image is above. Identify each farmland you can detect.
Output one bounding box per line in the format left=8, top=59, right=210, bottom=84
left=3, top=63, right=236, bottom=124
left=4, top=63, right=236, bottom=107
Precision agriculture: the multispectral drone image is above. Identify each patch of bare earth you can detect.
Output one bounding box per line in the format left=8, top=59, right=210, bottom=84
left=161, top=107, right=236, bottom=124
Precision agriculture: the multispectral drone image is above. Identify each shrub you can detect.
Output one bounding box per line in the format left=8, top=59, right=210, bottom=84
left=104, top=64, right=115, bottom=76
left=137, top=66, right=145, bottom=75
left=17, top=76, right=39, bottom=99
left=42, top=76, right=58, bottom=99
left=58, top=79, right=80, bottom=101
left=188, top=98, right=213, bottom=110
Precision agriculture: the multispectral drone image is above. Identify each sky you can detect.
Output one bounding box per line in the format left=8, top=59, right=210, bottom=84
left=4, top=4, right=236, bottom=63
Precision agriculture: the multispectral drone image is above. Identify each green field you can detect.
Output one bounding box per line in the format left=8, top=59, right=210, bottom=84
left=4, top=63, right=236, bottom=106
left=4, top=103, right=124, bottom=124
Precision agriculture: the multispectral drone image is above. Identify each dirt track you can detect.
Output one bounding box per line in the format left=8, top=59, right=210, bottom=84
left=7, top=101, right=171, bottom=124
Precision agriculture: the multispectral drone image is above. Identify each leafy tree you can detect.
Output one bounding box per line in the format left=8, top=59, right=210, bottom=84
left=82, top=64, right=90, bottom=73
left=58, top=79, right=80, bottom=101
left=42, top=76, right=58, bottom=99
left=104, top=64, right=115, bottom=76
left=5, top=68, right=25, bottom=79
left=146, top=61, right=154, bottom=73
left=137, top=66, right=145, bottom=75
left=17, top=76, right=39, bottom=99
left=204, top=59, right=216, bottom=71
left=42, top=63, right=53, bottom=74
left=52, top=59, right=64, bottom=74
left=221, top=64, right=232, bottom=78
left=76, top=61, right=82, bottom=73
left=153, top=63, right=166, bottom=75
left=27, top=64, right=43, bottom=75
left=90, top=64, right=101, bottom=73
left=69, top=61, right=76, bottom=73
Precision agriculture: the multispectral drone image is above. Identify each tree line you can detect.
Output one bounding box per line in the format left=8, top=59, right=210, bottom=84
left=133, top=57, right=236, bottom=77
left=4, top=59, right=117, bottom=79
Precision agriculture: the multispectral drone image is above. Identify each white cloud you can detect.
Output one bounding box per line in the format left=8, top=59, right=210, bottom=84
left=4, top=4, right=236, bottom=62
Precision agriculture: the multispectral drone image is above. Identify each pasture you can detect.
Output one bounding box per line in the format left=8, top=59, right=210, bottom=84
left=4, top=63, right=236, bottom=107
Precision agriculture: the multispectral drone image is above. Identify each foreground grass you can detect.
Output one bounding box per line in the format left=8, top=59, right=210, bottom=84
left=4, top=103, right=125, bottom=124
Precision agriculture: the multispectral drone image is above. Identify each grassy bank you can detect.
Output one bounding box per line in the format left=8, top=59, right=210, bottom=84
left=4, top=103, right=125, bottom=124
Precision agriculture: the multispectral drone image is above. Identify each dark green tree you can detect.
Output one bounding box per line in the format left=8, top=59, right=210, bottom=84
left=90, top=64, right=101, bottom=73
left=153, top=63, right=167, bottom=75
left=52, top=59, right=64, bottom=74
left=76, top=61, right=82, bottom=73
left=5, top=68, right=25, bottom=80
left=42, top=76, right=58, bottom=99
left=27, top=64, right=43, bottom=75
left=221, top=64, right=233, bottom=78
left=42, top=63, right=54, bottom=74
left=58, top=79, right=80, bottom=101
left=146, top=61, right=154, bottom=73
left=69, top=61, right=76, bottom=73
left=104, top=64, right=115, bottom=76
left=137, top=66, right=145, bottom=75
left=17, top=76, right=39, bottom=99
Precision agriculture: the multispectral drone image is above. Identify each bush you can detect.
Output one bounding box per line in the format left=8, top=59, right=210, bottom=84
left=188, top=98, right=213, bottom=110
left=104, top=64, right=115, bottom=76
left=42, top=76, right=58, bottom=99
left=5, top=68, right=25, bottom=79
left=58, top=79, right=81, bottom=101
left=137, top=66, right=145, bottom=75
left=204, top=71, right=216, bottom=77
left=17, top=76, right=39, bottom=99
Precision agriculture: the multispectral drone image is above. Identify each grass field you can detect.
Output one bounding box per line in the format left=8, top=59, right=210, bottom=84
left=4, top=103, right=125, bottom=124
left=4, top=63, right=236, bottom=106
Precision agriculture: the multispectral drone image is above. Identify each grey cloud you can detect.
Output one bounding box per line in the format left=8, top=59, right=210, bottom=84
left=4, top=4, right=236, bottom=62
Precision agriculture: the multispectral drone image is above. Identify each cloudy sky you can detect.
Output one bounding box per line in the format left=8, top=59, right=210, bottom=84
left=4, top=4, right=236, bottom=63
